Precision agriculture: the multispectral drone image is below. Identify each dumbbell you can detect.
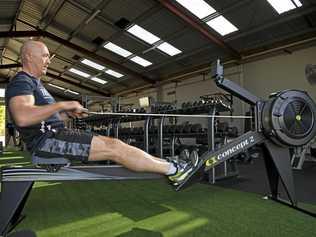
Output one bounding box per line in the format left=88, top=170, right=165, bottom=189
left=182, top=102, right=192, bottom=110
left=191, top=124, right=202, bottom=133
left=192, top=101, right=199, bottom=107
left=181, top=102, right=188, bottom=109
left=183, top=124, right=192, bottom=133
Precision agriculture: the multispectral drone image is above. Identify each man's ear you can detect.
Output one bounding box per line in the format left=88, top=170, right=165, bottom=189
left=24, top=52, right=31, bottom=62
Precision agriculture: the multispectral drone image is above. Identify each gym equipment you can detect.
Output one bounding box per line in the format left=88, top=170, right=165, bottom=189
left=305, top=64, right=316, bottom=85
left=86, top=111, right=251, bottom=119
left=291, top=137, right=316, bottom=169
left=176, top=59, right=316, bottom=217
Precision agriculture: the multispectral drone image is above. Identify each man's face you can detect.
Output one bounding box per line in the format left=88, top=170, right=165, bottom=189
left=29, top=43, right=51, bottom=77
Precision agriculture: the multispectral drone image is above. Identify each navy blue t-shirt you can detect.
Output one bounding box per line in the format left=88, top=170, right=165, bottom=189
left=5, top=71, right=65, bottom=152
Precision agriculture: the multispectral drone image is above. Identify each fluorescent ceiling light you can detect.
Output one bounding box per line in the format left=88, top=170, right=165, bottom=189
left=105, top=69, right=124, bottom=78
left=266, top=0, right=302, bottom=14
left=130, top=56, right=152, bottom=67
left=69, top=68, right=90, bottom=78
left=66, top=89, right=79, bottom=95
left=81, top=59, right=105, bottom=70
left=91, top=77, right=108, bottom=84
left=103, top=42, right=132, bottom=58
left=157, top=42, right=182, bottom=56
left=175, top=0, right=216, bottom=19
left=206, top=15, right=238, bottom=36
left=48, top=83, right=65, bottom=90
left=127, top=24, right=160, bottom=44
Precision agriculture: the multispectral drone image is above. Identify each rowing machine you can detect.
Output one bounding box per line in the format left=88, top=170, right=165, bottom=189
left=176, top=59, right=316, bottom=217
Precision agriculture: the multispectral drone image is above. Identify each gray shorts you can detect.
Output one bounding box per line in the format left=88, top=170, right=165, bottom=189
left=34, top=128, right=94, bottom=162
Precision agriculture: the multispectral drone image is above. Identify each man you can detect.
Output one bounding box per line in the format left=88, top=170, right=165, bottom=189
left=5, top=40, right=197, bottom=186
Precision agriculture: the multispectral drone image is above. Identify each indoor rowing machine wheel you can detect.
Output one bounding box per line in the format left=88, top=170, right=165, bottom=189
left=262, top=90, right=316, bottom=147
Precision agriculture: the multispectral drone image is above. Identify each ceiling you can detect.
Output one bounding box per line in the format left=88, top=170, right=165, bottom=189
left=0, top=0, right=316, bottom=100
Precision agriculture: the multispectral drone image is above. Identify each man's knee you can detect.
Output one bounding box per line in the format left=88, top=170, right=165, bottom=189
left=90, top=135, right=126, bottom=161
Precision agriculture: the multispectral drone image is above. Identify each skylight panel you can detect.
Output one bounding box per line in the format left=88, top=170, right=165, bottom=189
left=66, top=89, right=79, bottom=95
left=157, top=42, right=182, bottom=56
left=130, top=56, right=152, bottom=67
left=105, top=69, right=124, bottom=78
left=81, top=59, right=105, bottom=71
left=266, top=0, right=302, bottom=14
left=175, top=0, right=216, bottom=19
left=69, top=68, right=90, bottom=78
left=91, top=77, right=108, bottom=84
left=103, top=42, right=133, bottom=58
left=127, top=24, right=160, bottom=44
left=206, top=16, right=238, bottom=36
left=48, top=83, right=65, bottom=90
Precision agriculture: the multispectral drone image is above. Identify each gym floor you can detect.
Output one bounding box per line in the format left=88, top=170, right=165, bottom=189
left=217, top=157, right=316, bottom=205
left=1, top=150, right=316, bottom=237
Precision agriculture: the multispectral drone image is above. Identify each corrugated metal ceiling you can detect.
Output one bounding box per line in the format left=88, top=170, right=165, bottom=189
left=0, top=0, right=315, bottom=98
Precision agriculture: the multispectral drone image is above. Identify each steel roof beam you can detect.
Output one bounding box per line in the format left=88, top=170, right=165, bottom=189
left=0, top=63, right=20, bottom=69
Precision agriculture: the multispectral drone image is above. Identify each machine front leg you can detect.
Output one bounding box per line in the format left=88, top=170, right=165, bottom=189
left=0, top=181, right=34, bottom=236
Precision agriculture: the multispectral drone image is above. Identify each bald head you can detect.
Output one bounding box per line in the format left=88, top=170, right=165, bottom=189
left=20, top=40, right=46, bottom=65
left=20, top=40, right=51, bottom=78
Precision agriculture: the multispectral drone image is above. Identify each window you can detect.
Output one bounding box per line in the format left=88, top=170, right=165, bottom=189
left=69, top=68, right=90, bottom=78
left=81, top=59, right=105, bottom=70
left=266, top=0, right=302, bottom=14
left=91, top=77, right=108, bottom=84
left=127, top=24, right=160, bottom=44
left=103, top=42, right=133, bottom=58
left=206, top=16, right=238, bottom=36
left=175, top=0, right=216, bottom=19
left=157, top=42, right=182, bottom=56
left=105, top=69, right=124, bottom=78
left=130, top=56, right=152, bottom=67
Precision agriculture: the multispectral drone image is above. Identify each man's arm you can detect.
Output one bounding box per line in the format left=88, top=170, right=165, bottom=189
left=9, top=94, right=85, bottom=127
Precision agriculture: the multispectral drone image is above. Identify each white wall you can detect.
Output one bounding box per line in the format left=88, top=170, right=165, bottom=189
left=243, top=46, right=316, bottom=100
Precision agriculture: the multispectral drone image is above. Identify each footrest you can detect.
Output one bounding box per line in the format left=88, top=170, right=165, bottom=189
left=32, top=155, right=70, bottom=172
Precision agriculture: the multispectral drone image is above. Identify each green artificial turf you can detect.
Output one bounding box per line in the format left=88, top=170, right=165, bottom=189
left=1, top=150, right=316, bottom=237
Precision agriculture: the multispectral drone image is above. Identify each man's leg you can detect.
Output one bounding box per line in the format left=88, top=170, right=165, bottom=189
left=34, top=129, right=199, bottom=185
left=89, top=136, right=170, bottom=174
